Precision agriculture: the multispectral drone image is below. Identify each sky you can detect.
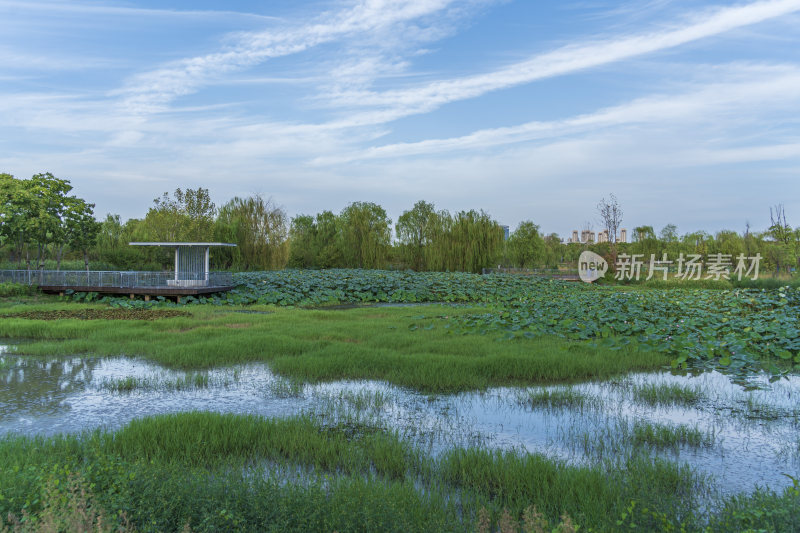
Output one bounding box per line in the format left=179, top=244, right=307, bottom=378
left=1, top=0, right=799, bottom=240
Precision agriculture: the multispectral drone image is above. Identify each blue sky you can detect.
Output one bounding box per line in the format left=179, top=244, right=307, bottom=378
left=1, top=0, right=799, bottom=239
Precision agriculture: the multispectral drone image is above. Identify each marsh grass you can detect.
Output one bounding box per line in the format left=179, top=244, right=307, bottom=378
left=267, top=376, right=305, bottom=398
left=0, top=304, right=669, bottom=393
left=322, top=389, right=391, bottom=412
left=630, top=421, right=715, bottom=449
left=740, top=395, right=787, bottom=421
left=631, top=382, right=703, bottom=407
left=516, top=387, right=597, bottom=411
left=101, top=372, right=213, bottom=393
left=1, top=413, right=796, bottom=532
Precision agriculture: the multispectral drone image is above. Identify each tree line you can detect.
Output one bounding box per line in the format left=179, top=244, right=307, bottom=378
left=1, top=172, right=798, bottom=275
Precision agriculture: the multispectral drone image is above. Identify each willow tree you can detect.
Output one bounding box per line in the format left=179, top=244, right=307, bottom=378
left=396, top=200, right=436, bottom=271
left=215, top=195, right=288, bottom=270
left=450, top=210, right=505, bottom=273
left=423, top=209, right=454, bottom=272
left=339, top=202, right=391, bottom=269
left=423, top=209, right=503, bottom=273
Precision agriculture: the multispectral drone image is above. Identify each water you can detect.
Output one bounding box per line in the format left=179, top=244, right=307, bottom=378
left=1, top=345, right=798, bottom=497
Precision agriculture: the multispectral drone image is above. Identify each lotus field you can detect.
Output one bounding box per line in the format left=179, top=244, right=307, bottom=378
left=96, top=269, right=800, bottom=382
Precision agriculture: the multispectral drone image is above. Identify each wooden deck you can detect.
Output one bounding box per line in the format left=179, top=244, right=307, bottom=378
left=38, top=285, right=235, bottom=296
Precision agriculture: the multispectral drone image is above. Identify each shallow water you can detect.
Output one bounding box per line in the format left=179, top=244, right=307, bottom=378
left=0, top=345, right=797, bottom=497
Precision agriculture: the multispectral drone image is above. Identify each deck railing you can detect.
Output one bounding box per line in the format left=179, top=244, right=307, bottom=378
left=0, top=270, right=234, bottom=289
left=482, top=267, right=579, bottom=280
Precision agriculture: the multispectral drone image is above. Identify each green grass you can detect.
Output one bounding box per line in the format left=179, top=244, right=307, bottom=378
left=266, top=376, right=305, bottom=398
left=2, top=412, right=793, bottom=532
left=630, top=382, right=703, bottom=407
left=515, top=387, right=596, bottom=411
left=630, top=421, right=714, bottom=449
left=101, top=373, right=212, bottom=392
left=0, top=303, right=669, bottom=393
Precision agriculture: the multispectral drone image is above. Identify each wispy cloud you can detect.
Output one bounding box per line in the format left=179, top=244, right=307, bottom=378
left=0, top=0, right=281, bottom=22
left=324, top=0, right=800, bottom=125
left=315, top=64, right=800, bottom=163
left=116, top=0, right=471, bottom=113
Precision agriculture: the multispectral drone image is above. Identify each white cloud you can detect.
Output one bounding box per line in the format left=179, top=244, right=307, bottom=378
left=0, top=0, right=281, bottom=22
left=116, top=0, right=470, bottom=113
left=324, top=0, right=800, bottom=125
left=314, top=64, right=800, bottom=163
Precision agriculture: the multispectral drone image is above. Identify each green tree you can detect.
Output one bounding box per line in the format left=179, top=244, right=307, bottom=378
left=448, top=210, right=504, bottom=273
left=507, top=221, right=545, bottom=268
left=287, top=214, right=316, bottom=268
left=142, top=187, right=216, bottom=242
left=314, top=210, right=344, bottom=268
left=712, top=230, right=744, bottom=258
left=339, top=202, right=391, bottom=269
left=215, top=195, right=288, bottom=270
left=632, top=225, right=659, bottom=258
left=27, top=173, right=73, bottom=271
left=63, top=198, right=101, bottom=271
left=0, top=173, right=35, bottom=266
left=396, top=200, right=436, bottom=271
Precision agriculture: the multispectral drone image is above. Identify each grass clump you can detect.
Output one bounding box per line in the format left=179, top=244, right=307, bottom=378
left=516, top=387, right=594, bottom=411
left=101, top=373, right=212, bottom=393
left=630, top=421, right=714, bottom=449
left=631, top=382, right=703, bottom=407
left=267, top=376, right=305, bottom=398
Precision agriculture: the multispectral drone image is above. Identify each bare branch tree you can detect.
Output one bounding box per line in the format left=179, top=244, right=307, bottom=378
left=597, top=193, right=623, bottom=244
left=770, top=204, right=791, bottom=244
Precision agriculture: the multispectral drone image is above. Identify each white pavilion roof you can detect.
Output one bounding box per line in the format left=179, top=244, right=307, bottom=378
left=129, top=242, right=236, bottom=247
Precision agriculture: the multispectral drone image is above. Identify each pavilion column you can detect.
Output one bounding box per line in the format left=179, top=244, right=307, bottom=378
left=174, top=247, right=179, bottom=281
left=204, top=247, right=209, bottom=282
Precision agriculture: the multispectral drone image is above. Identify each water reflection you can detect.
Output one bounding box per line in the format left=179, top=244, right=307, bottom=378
left=0, top=349, right=797, bottom=497
left=1, top=356, right=100, bottom=418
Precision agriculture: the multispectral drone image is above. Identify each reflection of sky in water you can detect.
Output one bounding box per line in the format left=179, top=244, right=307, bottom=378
left=0, top=347, right=797, bottom=497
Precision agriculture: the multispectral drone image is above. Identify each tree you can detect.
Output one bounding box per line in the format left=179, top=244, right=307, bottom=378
left=507, top=221, right=545, bottom=268
left=542, top=233, right=564, bottom=268
left=339, top=202, right=392, bottom=269
left=597, top=194, right=623, bottom=244
left=659, top=224, right=678, bottom=243
left=63, top=198, right=101, bottom=271
left=0, top=173, right=35, bottom=266
left=287, top=214, right=316, bottom=268
left=448, top=210, right=504, bottom=273
left=215, top=195, right=288, bottom=270
left=396, top=200, right=436, bottom=271
left=712, top=230, right=744, bottom=258
left=28, top=173, right=73, bottom=271
left=143, top=187, right=216, bottom=242
left=287, top=210, right=345, bottom=268
left=314, top=210, right=344, bottom=268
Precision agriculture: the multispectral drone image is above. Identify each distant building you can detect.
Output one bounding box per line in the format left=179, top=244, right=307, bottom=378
left=500, top=225, right=510, bottom=240
left=566, top=227, right=627, bottom=243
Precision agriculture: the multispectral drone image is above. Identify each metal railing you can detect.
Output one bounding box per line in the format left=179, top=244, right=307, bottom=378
left=482, top=267, right=579, bottom=279
left=0, top=270, right=234, bottom=289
